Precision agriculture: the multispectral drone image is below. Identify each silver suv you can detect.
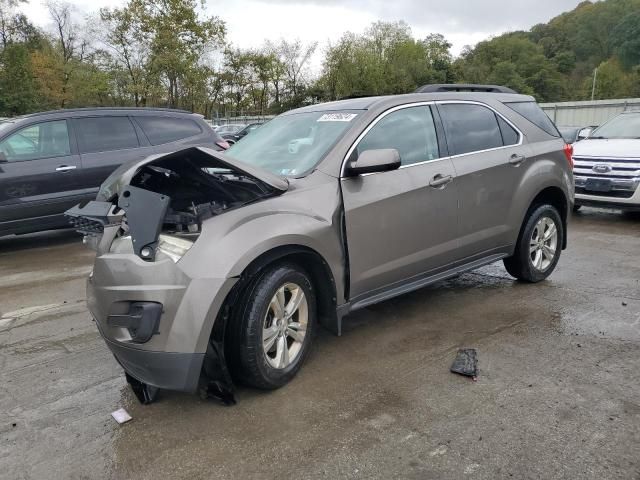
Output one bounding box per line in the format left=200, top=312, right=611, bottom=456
left=68, top=85, right=573, bottom=404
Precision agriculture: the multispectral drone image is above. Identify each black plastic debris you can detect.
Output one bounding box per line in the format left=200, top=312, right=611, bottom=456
left=125, top=372, right=158, bottom=405
left=450, top=348, right=478, bottom=379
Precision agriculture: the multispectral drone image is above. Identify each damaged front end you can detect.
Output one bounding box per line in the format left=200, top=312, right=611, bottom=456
left=66, top=147, right=288, bottom=405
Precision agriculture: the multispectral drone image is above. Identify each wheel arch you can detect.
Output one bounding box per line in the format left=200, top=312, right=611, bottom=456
left=236, top=244, right=339, bottom=327
left=524, top=186, right=569, bottom=250
left=209, top=244, right=339, bottom=356
left=198, top=244, right=340, bottom=397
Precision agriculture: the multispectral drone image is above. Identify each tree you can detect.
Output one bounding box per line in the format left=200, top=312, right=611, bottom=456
left=264, top=38, right=316, bottom=110
left=318, top=22, right=455, bottom=101
left=99, top=0, right=225, bottom=108
left=456, top=33, right=567, bottom=100
left=43, top=1, right=89, bottom=107
left=586, top=58, right=633, bottom=99
left=0, top=42, right=40, bottom=114
left=99, top=4, right=155, bottom=106
left=610, top=11, right=640, bottom=69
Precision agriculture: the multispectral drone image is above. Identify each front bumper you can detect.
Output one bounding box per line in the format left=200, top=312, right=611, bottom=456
left=87, top=248, right=237, bottom=393
left=103, top=332, right=204, bottom=392
left=575, top=184, right=640, bottom=211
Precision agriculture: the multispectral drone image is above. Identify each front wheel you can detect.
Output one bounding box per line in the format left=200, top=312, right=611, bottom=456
left=229, top=263, right=317, bottom=390
left=503, top=204, right=563, bottom=283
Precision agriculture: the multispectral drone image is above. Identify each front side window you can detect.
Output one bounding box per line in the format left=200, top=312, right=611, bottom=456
left=439, top=104, right=504, bottom=155
left=76, top=117, right=139, bottom=154
left=227, top=111, right=360, bottom=176
left=357, top=106, right=440, bottom=166
left=0, top=120, right=70, bottom=161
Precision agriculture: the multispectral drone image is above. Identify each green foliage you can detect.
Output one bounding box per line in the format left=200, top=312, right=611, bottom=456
left=1, top=0, right=640, bottom=118
left=609, top=11, right=640, bottom=68
left=456, top=0, right=640, bottom=101
left=0, top=42, right=40, bottom=114
left=319, top=22, right=455, bottom=100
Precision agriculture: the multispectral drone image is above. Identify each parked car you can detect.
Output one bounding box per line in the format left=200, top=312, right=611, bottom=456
left=221, top=122, right=262, bottom=144
left=558, top=125, right=597, bottom=144
left=67, top=85, right=572, bottom=404
left=214, top=124, right=246, bottom=135
left=572, top=110, right=640, bottom=211
left=0, top=108, right=228, bottom=237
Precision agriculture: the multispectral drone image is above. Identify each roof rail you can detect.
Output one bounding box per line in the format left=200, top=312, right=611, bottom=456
left=19, top=107, right=193, bottom=118
left=415, top=84, right=517, bottom=94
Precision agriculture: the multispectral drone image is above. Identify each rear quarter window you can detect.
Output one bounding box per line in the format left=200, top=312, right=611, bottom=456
left=135, top=116, right=203, bottom=146
left=504, top=101, right=560, bottom=137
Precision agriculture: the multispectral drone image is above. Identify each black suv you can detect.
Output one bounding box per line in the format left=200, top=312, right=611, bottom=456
left=0, top=108, right=227, bottom=237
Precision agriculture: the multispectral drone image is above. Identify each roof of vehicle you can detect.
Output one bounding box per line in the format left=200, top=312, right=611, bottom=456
left=9, top=107, right=201, bottom=122
left=286, top=91, right=535, bottom=115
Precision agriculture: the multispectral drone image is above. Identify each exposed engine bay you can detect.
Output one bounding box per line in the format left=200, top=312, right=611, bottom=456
left=66, top=147, right=286, bottom=261
left=129, top=148, right=277, bottom=234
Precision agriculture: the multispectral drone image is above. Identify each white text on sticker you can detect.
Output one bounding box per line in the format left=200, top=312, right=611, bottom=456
left=317, top=113, right=358, bottom=122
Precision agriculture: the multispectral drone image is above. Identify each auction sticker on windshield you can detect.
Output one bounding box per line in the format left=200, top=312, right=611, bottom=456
left=317, top=113, right=358, bottom=122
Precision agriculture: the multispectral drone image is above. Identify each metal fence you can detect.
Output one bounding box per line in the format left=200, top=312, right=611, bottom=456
left=209, top=115, right=275, bottom=127
left=540, top=98, right=640, bottom=127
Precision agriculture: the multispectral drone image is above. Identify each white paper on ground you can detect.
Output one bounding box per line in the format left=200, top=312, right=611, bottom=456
left=111, top=408, right=132, bottom=424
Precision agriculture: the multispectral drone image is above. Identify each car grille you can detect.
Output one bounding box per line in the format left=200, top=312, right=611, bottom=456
left=573, top=156, right=640, bottom=198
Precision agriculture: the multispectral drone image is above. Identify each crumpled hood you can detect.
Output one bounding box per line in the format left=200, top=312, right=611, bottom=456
left=98, top=146, right=289, bottom=201
left=573, top=138, right=640, bottom=159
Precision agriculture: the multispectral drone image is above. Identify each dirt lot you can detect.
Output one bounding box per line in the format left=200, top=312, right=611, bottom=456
left=1, top=209, right=639, bottom=480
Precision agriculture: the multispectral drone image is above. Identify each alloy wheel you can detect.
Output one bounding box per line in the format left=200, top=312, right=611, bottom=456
left=262, top=282, right=308, bottom=369
left=529, top=216, right=558, bottom=271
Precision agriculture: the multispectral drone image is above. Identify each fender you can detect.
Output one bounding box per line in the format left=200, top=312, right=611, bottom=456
left=506, top=152, right=572, bottom=252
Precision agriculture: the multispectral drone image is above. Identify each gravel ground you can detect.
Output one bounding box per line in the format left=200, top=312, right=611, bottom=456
left=1, top=208, right=639, bottom=480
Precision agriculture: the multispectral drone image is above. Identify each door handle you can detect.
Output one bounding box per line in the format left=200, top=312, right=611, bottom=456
left=429, top=174, right=453, bottom=188
left=509, top=154, right=526, bottom=166
left=55, top=165, right=77, bottom=172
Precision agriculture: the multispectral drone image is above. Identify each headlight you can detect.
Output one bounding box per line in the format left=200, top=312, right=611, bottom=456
left=157, top=234, right=194, bottom=263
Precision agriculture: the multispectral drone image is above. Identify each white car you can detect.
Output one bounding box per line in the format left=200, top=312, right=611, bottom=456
left=572, top=110, right=640, bottom=211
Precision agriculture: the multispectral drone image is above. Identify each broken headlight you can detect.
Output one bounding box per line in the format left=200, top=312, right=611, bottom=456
left=156, top=234, right=194, bottom=263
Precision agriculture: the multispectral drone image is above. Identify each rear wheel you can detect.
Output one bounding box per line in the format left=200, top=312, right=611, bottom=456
left=503, top=204, right=563, bottom=283
left=229, top=263, right=316, bottom=389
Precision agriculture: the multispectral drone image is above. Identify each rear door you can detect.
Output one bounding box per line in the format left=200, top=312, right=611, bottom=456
left=0, top=119, right=82, bottom=228
left=73, top=116, right=154, bottom=199
left=437, top=101, right=528, bottom=258
left=341, top=104, right=460, bottom=302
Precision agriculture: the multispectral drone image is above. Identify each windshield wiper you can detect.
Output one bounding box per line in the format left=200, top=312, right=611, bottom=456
left=588, top=136, right=607, bottom=139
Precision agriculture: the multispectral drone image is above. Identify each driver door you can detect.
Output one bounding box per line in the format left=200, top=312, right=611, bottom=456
left=0, top=119, right=82, bottom=228
left=341, top=104, right=460, bottom=304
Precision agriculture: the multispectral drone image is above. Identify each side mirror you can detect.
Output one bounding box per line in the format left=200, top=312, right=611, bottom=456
left=0, top=151, right=7, bottom=163
left=577, top=127, right=593, bottom=141
left=347, top=148, right=401, bottom=176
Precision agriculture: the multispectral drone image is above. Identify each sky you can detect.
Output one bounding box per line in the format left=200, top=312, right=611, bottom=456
left=22, top=0, right=586, bottom=69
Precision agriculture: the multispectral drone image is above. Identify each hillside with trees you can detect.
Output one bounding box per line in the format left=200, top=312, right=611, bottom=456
left=0, top=0, right=639, bottom=117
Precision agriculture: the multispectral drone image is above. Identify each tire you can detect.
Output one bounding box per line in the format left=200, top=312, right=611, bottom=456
left=228, top=263, right=317, bottom=390
left=573, top=204, right=582, bottom=212
left=503, top=204, right=563, bottom=283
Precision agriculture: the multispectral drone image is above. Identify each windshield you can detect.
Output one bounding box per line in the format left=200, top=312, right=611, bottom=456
left=226, top=110, right=361, bottom=176
left=590, top=112, right=640, bottom=139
